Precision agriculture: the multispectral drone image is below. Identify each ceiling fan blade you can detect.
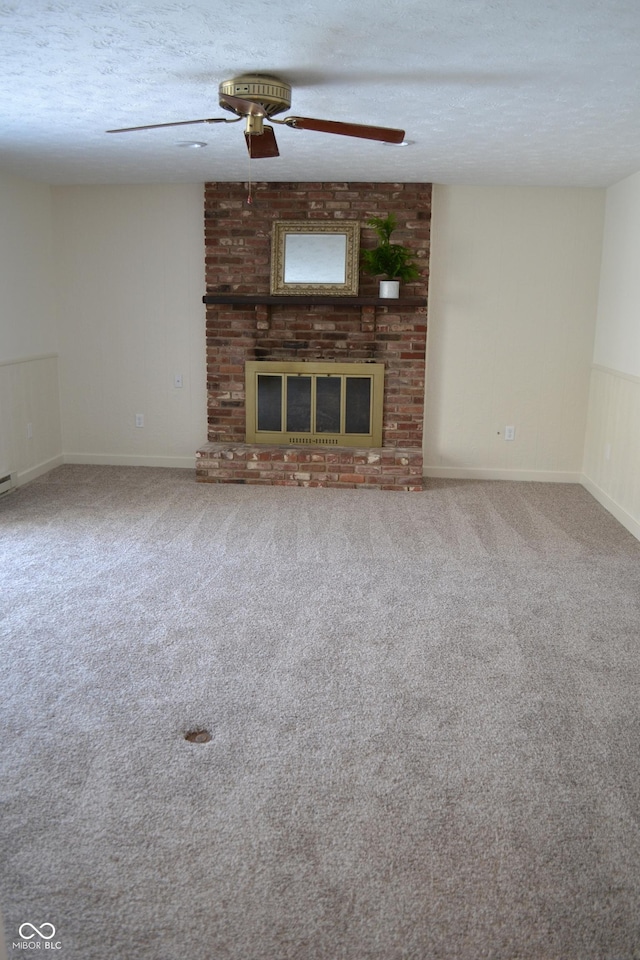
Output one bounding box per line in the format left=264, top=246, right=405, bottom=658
left=219, top=93, right=268, bottom=117
left=245, top=125, right=280, bottom=158
left=282, top=115, right=405, bottom=143
left=106, top=117, right=236, bottom=133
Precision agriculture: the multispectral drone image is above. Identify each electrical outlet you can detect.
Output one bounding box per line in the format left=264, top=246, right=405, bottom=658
left=605, top=443, right=611, bottom=461
left=504, top=425, right=515, bottom=441
left=26, top=422, right=33, bottom=440
left=135, top=414, right=144, bottom=428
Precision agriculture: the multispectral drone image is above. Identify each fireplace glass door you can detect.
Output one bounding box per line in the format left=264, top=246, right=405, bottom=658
left=246, top=361, right=384, bottom=446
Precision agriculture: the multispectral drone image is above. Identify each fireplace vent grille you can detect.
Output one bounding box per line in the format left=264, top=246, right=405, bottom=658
left=288, top=436, right=340, bottom=445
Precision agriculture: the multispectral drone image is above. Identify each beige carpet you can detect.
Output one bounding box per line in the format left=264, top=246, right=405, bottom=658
left=1, top=466, right=640, bottom=959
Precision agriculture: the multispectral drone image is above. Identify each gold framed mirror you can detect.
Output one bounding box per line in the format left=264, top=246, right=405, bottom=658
left=270, top=220, right=360, bottom=296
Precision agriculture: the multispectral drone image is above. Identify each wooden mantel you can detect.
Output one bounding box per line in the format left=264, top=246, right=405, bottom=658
left=203, top=294, right=426, bottom=307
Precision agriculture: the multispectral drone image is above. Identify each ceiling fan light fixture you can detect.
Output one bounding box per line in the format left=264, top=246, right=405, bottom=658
left=219, top=75, right=292, bottom=117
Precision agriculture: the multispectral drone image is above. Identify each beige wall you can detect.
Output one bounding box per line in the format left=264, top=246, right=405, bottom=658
left=0, top=172, right=62, bottom=483
left=592, top=170, right=640, bottom=378
left=52, top=184, right=207, bottom=466
left=1, top=178, right=207, bottom=480
left=582, top=171, right=640, bottom=539
left=424, top=185, right=605, bottom=481
left=0, top=172, right=57, bottom=360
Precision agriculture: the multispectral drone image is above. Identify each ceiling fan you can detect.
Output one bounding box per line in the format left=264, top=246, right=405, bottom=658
left=107, top=74, right=406, bottom=158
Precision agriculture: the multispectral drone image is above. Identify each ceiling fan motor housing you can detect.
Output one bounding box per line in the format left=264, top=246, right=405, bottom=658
left=219, top=75, right=292, bottom=116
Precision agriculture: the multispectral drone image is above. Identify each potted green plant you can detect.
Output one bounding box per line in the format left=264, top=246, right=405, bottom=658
left=360, top=213, right=420, bottom=298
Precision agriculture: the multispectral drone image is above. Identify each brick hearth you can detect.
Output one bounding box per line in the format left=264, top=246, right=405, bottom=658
left=196, top=443, right=424, bottom=491
left=197, top=181, right=431, bottom=491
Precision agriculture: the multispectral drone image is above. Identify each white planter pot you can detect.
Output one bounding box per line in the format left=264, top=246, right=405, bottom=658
left=379, top=280, right=400, bottom=299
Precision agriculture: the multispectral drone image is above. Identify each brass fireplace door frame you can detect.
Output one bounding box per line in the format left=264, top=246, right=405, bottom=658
left=245, top=361, right=384, bottom=447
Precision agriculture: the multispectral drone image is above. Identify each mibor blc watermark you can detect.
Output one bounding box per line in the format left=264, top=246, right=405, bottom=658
left=12, top=923, right=61, bottom=951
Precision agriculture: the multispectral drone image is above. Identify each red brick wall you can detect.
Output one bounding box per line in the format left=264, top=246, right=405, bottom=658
left=203, top=181, right=431, bottom=448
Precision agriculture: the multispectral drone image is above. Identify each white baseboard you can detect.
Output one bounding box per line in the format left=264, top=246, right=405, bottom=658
left=63, top=453, right=196, bottom=469
left=423, top=466, right=582, bottom=483
left=15, top=455, right=65, bottom=487
left=580, top=475, right=640, bottom=543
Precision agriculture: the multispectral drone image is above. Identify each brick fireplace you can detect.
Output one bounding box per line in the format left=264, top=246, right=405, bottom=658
left=196, top=181, right=431, bottom=491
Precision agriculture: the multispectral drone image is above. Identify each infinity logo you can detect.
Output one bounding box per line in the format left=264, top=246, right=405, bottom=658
left=19, top=922, right=56, bottom=940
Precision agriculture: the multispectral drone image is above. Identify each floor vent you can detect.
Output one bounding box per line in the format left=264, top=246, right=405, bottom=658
left=0, top=474, right=14, bottom=496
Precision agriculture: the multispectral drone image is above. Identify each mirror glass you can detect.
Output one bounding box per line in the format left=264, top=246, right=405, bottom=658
left=271, top=221, right=360, bottom=296
left=284, top=234, right=347, bottom=284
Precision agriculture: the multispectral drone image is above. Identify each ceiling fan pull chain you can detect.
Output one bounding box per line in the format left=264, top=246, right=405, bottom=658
left=246, top=152, right=253, bottom=205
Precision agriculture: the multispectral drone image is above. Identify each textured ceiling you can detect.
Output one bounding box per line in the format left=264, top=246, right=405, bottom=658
left=2, top=0, right=640, bottom=187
